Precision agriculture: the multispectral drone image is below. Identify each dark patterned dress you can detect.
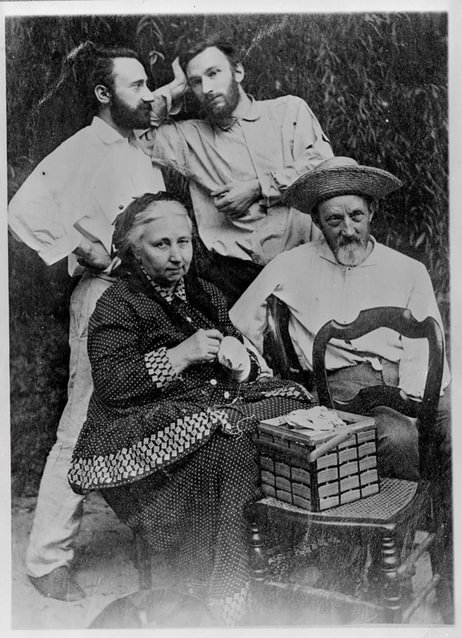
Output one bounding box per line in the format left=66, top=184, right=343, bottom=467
left=68, top=267, right=311, bottom=624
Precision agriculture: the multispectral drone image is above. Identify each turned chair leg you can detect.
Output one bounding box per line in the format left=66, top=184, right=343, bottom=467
left=381, top=531, right=402, bottom=623
left=248, top=516, right=270, bottom=624
left=248, top=518, right=269, bottom=582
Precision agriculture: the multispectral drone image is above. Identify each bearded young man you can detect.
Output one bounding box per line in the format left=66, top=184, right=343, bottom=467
left=8, top=42, right=165, bottom=601
left=145, top=35, right=334, bottom=305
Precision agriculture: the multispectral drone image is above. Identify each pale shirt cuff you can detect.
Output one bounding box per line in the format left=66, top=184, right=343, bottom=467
left=144, top=347, right=181, bottom=389
left=258, top=172, right=281, bottom=208
left=399, top=368, right=450, bottom=399
left=38, top=227, right=82, bottom=265
left=399, top=345, right=451, bottom=398
left=397, top=355, right=426, bottom=398
left=150, top=87, right=182, bottom=126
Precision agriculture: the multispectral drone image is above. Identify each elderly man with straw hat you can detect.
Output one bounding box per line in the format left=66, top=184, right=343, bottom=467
left=230, top=156, right=451, bottom=484
left=231, top=156, right=452, bottom=612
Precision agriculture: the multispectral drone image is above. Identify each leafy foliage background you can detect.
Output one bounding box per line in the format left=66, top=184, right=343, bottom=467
left=7, top=13, right=448, bottom=495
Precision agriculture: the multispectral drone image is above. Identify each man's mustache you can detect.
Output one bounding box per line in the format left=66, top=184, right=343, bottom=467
left=338, top=235, right=363, bottom=246
left=205, top=94, right=221, bottom=103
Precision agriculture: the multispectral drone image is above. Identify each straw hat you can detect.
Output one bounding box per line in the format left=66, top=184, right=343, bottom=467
left=281, top=157, right=403, bottom=215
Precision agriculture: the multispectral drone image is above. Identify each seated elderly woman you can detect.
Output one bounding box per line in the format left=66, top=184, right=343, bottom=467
left=68, top=192, right=311, bottom=624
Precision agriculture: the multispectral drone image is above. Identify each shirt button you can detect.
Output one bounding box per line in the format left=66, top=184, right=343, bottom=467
left=210, top=379, right=217, bottom=386
left=224, top=391, right=230, bottom=399
left=118, top=204, right=124, bottom=210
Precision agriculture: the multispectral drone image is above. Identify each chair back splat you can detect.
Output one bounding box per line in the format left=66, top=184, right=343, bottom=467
left=251, top=304, right=450, bottom=624
left=312, top=307, right=444, bottom=480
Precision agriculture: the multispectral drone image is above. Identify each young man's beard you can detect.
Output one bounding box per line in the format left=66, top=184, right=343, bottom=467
left=110, top=92, right=152, bottom=130
left=200, top=76, right=240, bottom=125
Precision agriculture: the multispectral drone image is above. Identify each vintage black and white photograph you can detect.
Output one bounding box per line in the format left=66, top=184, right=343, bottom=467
left=3, top=0, right=460, bottom=633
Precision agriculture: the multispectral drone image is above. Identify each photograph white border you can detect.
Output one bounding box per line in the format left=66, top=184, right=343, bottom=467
left=1, top=1, right=460, bottom=637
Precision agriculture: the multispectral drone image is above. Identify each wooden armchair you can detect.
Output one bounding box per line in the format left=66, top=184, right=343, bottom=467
left=250, top=305, right=452, bottom=623
left=262, top=295, right=314, bottom=390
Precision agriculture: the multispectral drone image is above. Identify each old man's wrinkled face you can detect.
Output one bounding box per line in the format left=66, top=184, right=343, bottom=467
left=317, top=194, right=373, bottom=267
left=135, top=202, right=193, bottom=287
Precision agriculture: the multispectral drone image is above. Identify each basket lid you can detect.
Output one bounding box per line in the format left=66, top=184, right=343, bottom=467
left=258, top=411, right=375, bottom=445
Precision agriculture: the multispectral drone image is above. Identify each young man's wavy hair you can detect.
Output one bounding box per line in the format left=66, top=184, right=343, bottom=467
left=33, top=41, right=148, bottom=159
left=177, top=35, right=240, bottom=73
left=39, top=41, right=146, bottom=118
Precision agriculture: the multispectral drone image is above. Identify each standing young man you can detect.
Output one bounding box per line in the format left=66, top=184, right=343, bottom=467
left=147, top=36, right=334, bottom=304
left=8, top=42, right=165, bottom=600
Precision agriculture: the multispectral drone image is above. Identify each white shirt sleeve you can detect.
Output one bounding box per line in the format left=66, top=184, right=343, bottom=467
left=399, top=261, right=450, bottom=397
left=230, top=255, right=285, bottom=353
left=8, top=147, right=83, bottom=265
left=258, top=97, right=333, bottom=207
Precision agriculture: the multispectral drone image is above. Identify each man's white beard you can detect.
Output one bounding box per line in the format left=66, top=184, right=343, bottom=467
left=335, top=239, right=369, bottom=266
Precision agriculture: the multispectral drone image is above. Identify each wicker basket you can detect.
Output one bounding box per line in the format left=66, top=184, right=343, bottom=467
left=254, top=411, right=380, bottom=511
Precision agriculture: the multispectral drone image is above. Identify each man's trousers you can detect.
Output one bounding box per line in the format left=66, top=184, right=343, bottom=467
left=25, top=272, right=114, bottom=578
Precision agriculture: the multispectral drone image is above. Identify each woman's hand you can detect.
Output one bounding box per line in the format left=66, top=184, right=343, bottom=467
left=217, top=336, right=251, bottom=382
left=167, top=329, right=223, bottom=374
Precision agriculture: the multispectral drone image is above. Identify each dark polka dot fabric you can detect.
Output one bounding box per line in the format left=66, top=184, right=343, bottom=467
left=68, top=266, right=312, bottom=624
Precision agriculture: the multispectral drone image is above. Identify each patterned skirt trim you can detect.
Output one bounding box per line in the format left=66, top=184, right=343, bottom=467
left=69, top=408, right=224, bottom=493
left=68, top=381, right=310, bottom=494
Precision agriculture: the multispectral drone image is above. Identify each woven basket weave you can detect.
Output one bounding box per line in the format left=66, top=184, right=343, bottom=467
left=254, top=411, right=380, bottom=512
